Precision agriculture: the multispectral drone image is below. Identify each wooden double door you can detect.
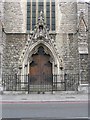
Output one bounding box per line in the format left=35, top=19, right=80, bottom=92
left=29, top=46, right=52, bottom=85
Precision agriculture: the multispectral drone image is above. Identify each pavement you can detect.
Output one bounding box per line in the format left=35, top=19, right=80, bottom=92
left=0, top=91, right=89, bottom=103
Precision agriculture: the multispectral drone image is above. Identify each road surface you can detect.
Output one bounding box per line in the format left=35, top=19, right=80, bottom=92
left=1, top=101, right=88, bottom=119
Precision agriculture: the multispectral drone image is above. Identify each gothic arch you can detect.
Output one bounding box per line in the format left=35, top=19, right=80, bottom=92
left=18, top=11, right=62, bottom=76
left=19, top=40, right=61, bottom=76
left=25, top=41, right=59, bottom=63
left=22, top=41, right=59, bottom=71
left=28, top=43, right=54, bottom=63
left=78, top=11, right=88, bottom=32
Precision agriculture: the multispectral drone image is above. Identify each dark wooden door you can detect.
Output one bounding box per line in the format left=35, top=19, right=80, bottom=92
left=29, top=46, right=52, bottom=85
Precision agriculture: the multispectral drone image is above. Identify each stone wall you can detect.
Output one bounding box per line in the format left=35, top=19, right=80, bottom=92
left=0, top=1, right=3, bottom=83
left=77, top=2, right=88, bottom=83
left=4, top=1, right=26, bottom=33
left=77, top=2, right=88, bottom=25
left=2, top=34, right=27, bottom=75
left=88, top=3, right=90, bottom=83
left=79, top=54, right=88, bottom=83
left=59, top=2, right=77, bottom=33
left=0, top=0, right=6, bottom=84
left=57, top=2, right=79, bottom=75
left=2, top=1, right=89, bottom=90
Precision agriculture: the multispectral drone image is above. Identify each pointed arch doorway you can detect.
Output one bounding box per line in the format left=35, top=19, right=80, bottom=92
left=29, top=46, right=53, bottom=85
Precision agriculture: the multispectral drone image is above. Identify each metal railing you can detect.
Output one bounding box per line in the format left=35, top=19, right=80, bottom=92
left=2, top=74, right=80, bottom=93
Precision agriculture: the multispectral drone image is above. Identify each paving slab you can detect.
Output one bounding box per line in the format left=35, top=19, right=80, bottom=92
left=0, top=92, right=89, bottom=102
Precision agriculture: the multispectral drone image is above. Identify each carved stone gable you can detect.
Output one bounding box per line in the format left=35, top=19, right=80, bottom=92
left=18, top=11, right=62, bottom=70
left=31, top=10, right=50, bottom=41
left=78, top=11, right=88, bottom=33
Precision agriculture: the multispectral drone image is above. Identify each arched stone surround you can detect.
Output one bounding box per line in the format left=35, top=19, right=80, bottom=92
left=20, top=40, right=61, bottom=76
left=18, top=11, right=64, bottom=85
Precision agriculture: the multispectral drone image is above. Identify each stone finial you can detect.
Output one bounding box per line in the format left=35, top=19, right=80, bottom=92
left=80, top=11, right=84, bottom=19
left=40, top=10, right=43, bottom=17
left=38, top=10, right=44, bottom=22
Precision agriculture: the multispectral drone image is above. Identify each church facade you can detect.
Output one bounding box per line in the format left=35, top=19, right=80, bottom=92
left=0, top=0, right=89, bottom=93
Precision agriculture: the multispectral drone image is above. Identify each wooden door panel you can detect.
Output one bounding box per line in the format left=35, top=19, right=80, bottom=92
left=29, top=47, right=52, bottom=84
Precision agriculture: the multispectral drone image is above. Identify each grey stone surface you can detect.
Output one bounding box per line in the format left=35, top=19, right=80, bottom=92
left=88, top=3, right=90, bottom=85
left=58, top=2, right=79, bottom=81
left=4, top=2, right=24, bottom=33
left=77, top=2, right=88, bottom=84
left=0, top=0, right=6, bottom=87
left=1, top=1, right=89, bottom=92
left=59, top=2, right=77, bottom=33
left=1, top=92, right=88, bottom=102
left=2, top=34, right=27, bottom=75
